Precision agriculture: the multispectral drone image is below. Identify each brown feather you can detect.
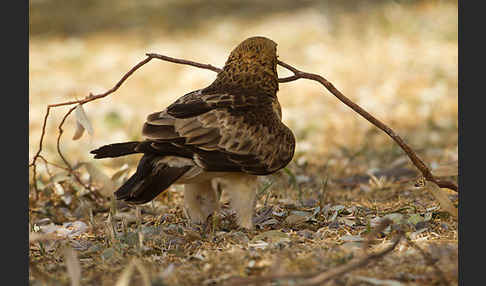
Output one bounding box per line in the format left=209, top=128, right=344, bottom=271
left=92, top=37, right=296, bottom=212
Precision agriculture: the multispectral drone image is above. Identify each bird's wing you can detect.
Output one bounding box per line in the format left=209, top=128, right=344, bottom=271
left=141, top=90, right=295, bottom=175
left=165, top=89, right=272, bottom=118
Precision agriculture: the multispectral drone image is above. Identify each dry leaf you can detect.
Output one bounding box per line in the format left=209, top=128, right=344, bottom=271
left=36, top=221, right=88, bottom=238
left=285, top=214, right=308, bottom=225
left=53, top=182, right=65, bottom=195
left=252, top=230, right=290, bottom=244
left=184, top=229, right=202, bottom=241
left=341, top=235, right=364, bottom=242
left=72, top=104, right=93, bottom=140
left=428, top=183, right=458, bottom=218
left=63, top=245, right=81, bottom=286
left=338, top=217, right=356, bottom=227
left=248, top=241, right=269, bottom=249
left=72, top=121, right=85, bottom=140
left=63, top=221, right=89, bottom=237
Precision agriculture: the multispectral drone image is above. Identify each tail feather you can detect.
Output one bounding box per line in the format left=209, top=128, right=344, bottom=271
left=114, top=154, right=190, bottom=204
left=90, top=142, right=141, bottom=159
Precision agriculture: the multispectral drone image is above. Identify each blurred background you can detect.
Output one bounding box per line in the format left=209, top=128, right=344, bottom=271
left=29, top=0, right=458, bottom=181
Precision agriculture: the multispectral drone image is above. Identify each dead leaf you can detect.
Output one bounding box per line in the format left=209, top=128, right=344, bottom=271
left=285, top=214, right=307, bottom=225
left=72, top=104, right=93, bottom=141
left=272, top=208, right=287, bottom=217
left=184, top=229, right=202, bottom=241
left=406, top=214, right=424, bottom=226
left=252, top=230, right=290, bottom=244
left=248, top=240, right=269, bottom=250
left=258, top=218, right=279, bottom=227
left=101, top=247, right=116, bottom=261
left=428, top=183, right=458, bottom=218
left=341, top=235, right=364, bottom=242
left=62, top=221, right=89, bottom=237
left=72, top=121, right=85, bottom=140
left=383, top=213, right=404, bottom=225
left=37, top=221, right=88, bottom=239
left=53, top=182, right=65, bottom=196
left=338, top=217, right=356, bottom=227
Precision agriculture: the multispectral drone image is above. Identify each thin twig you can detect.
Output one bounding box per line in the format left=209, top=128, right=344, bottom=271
left=29, top=54, right=223, bottom=194
left=145, top=53, right=222, bottom=73
left=226, top=225, right=403, bottom=286
left=30, top=107, right=52, bottom=199
left=37, top=155, right=70, bottom=172
left=299, top=236, right=402, bottom=286
left=276, top=60, right=458, bottom=192
left=29, top=56, right=153, bottom=167
left=29, top=56, right=156, bottom=198
left=29, top=51, right=457, bottom=203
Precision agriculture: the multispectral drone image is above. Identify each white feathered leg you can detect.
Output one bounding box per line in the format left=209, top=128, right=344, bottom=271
left=221, top=174, right=257, bottom=229
left=183, top=180, right=219, bottom=224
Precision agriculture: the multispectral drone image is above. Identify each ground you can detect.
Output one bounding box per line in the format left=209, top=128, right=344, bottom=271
left=29, top=1, right=458, bottom=285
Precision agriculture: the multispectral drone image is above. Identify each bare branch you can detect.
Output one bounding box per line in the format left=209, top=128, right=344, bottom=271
left=29, top=56, right=156, bottom=198
left=145, top=53, right=222, bottom=73
left=225, top=220, right=403, bottom=286
left=29, top=51, right=457, bottom=203
left=29, top=53, right=224, bottom=200
left=276, top=60, right=458, bottom=192
left=299, top=236, right=402, bottom=286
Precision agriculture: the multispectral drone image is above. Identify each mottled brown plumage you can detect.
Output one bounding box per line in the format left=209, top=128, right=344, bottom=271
left=91, top=36, right=295, bottom=229
left=204, top=36, right=279, bottom=95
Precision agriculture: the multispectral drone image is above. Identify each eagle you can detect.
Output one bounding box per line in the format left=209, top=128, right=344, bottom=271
left=91, top=36, right=295, bottom=229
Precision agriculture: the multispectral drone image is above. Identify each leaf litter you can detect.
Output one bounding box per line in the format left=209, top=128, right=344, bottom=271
left=29, top=2, right=458, bottom=284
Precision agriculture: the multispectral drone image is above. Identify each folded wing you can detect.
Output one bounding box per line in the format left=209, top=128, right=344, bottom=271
left=142, top=89, right=295, bottom=175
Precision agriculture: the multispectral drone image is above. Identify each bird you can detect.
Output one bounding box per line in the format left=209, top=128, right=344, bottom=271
left=90, top=36, right=295, bottom=229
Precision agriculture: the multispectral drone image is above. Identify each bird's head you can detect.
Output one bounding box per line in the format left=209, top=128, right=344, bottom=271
left=227, top=36, right=278, bottom=65
left=205, top=36, right=279, bottom=96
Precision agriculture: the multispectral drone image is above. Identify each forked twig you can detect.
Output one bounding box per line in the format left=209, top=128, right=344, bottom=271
left=299, top=236, right=402, bottom=286
left=29, top=55, right=219, bottom=189
left=29, top=51, right=457, bottom=201
left=226, top=220, right=403, bottom=286
left=277, top=60, right=457, bottom=192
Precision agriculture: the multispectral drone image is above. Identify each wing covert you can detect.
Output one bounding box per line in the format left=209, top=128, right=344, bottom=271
left=142, top=90, right=295, bottom=175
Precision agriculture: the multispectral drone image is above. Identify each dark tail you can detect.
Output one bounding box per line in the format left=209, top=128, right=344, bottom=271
left=90, top=142, right=142, bottom=159
left=114, top=154, right=191, bottom=204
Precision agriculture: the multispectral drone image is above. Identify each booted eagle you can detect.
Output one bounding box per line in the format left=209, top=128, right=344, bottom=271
left=91, top=36, right=295, bottom=229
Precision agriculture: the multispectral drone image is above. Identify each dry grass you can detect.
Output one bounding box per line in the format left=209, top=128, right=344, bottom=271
left=29, top=1, right=457, bottom=285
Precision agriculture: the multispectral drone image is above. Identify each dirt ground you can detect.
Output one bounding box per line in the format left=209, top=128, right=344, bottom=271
left=29, top=1, right=458, bottom=285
